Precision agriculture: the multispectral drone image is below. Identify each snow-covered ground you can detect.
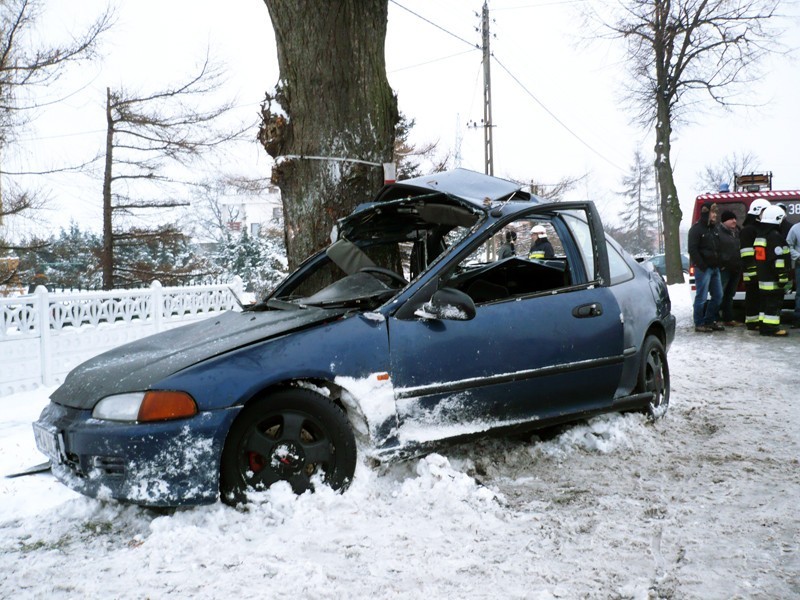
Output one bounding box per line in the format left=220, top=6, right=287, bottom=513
left=1, top=284, right=798, bottom=599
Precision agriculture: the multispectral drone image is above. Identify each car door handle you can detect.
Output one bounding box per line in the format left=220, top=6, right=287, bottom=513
left=572, top=303, right=603, bottom=318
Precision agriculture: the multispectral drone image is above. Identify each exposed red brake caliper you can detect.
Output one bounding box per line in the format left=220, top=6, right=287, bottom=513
left=248, top=452, right=266, bottom=473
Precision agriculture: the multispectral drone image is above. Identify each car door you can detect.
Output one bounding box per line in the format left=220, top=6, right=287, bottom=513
left=386, top=202, right=625, bottom=439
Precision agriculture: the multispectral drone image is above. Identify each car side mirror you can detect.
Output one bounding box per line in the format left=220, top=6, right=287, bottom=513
left=415, top=287, right=476, bottom=321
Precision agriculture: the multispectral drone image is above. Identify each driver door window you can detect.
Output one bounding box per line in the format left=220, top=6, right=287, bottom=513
left=446, top=217, right=572, bottom=305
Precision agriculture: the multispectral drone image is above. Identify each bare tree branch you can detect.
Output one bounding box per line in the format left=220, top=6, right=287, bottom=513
left=100, top=54, right=248, bottom=289
left=592, top=0, right=783, bottom=283
left=1, top=0, right=111, bottom=247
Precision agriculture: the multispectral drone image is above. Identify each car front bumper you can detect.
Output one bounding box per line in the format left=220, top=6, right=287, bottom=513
left=33, top=401, right=241, bottom=507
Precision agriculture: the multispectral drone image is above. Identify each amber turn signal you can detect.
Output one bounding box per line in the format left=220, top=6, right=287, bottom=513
left=138, top=391, right=198, bottom=422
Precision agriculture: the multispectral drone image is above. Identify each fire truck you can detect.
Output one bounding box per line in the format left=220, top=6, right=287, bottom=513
left=692, top=172, right=800, bottom=225
left=690, top=172, right=798, bottom=315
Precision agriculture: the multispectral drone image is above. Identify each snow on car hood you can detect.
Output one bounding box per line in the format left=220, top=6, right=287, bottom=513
left=50, top=306, right=347, bottom=409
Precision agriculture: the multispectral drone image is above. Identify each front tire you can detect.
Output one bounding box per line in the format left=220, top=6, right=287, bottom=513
left=220, top=388, right=357, bottom=505
left=637, top=335, right=670, bottom=419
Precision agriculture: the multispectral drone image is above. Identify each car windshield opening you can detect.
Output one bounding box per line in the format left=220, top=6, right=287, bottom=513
left=269, top=196, right=482, bottom=309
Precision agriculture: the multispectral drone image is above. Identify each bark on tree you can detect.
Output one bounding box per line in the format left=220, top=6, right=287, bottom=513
left=259, top=0, right=398, bottom=270
left=655, top=115, right=682, bottom=284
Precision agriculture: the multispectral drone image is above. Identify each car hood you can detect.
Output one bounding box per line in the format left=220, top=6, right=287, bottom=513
left=50, top=306, right=346, bottom=409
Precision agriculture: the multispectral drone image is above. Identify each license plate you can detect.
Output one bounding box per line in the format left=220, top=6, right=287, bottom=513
left=33, top=423, right=63, bottom=464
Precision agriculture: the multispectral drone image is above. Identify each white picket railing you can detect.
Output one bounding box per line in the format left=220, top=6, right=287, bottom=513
left=0, top=278, right=244, bottom=397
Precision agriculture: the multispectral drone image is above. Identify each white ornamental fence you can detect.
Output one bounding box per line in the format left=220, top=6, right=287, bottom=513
left=0, top=278, right=244, bottom=398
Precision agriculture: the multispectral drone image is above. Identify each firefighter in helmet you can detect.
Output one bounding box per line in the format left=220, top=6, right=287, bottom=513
left=739, top=198, right=771, bottom=330
left=529, top=225, right=555, bottom=260
left=754, top=204, right=790, bottom=336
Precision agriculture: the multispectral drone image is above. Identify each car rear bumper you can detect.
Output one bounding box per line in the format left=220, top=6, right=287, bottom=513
left=664, top=314, right=676, bottom=350
left=33, top=401, right=240, bottom=507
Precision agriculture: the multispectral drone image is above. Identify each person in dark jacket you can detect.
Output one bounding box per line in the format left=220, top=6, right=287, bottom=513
left=688, top=202, right=724, bottom=332
left=755, top=205, right=791, bottom=336
left=739, top=198, right=771, bottom=330
left=498, top=230, right=517, bottom=259
left=717, top=210, right=743, bottom=325
left=529, top=225, right=555, bottom=259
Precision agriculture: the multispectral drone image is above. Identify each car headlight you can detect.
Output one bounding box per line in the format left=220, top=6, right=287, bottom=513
left=93, top=391, right=198, bottom=422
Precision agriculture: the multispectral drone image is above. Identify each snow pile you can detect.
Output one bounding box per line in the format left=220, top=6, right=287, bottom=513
left=1, top=283, right=798, bottom=598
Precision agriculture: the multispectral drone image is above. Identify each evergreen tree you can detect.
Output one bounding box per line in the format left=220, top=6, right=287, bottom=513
left=113, top=225, right=215, bottom=287
left=17, top=224, right=102, bottom=290
left=213, top=226, right=287, bottom=298
left=618, top=149, right=658, bottom=255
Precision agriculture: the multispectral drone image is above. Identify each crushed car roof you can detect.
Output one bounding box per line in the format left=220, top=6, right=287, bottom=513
left=374, top=168, right=534, bottom=207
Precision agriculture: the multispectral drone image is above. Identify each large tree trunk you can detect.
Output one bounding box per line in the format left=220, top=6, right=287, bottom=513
left=260, top=0, right=398, bottom=270
left=654, top=120, right=684, bottom=284
left=653, top=73, right=684, bottom=285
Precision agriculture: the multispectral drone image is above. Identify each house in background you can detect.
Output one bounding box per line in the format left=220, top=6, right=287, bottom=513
left=223, top=183, right=282, bottom=238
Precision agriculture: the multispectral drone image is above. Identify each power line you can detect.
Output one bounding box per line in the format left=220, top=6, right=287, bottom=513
left=389, top=49, right=478, bottom=74
left=492, top=0, right=590, bottom=10
left=492, top=56, right=625, bottom=172
left=389, top=1, right=478, bottom=50
left=14, top=99, right=262, bottom=143
left=16, top=129, right=106, bottom=142
left=391, top=0, right=625, bottom=173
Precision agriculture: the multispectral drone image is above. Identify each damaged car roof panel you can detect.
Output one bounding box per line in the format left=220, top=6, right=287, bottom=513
left=373, top=168, right=534, bottom=206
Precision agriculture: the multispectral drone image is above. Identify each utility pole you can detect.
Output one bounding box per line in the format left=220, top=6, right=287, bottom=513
left=481, top=1, right=494, bottom=176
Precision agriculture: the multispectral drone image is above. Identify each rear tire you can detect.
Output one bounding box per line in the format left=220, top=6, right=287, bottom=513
left=636, top=335, right=670, bottom=420
left=220, top=388, right=357, bottom=505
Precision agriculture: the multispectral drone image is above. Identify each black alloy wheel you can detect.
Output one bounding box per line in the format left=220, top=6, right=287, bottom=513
left=220, top=388, right=357, bottom=505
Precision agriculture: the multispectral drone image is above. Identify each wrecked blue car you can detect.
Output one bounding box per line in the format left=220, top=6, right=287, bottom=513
left=33, top=169, right=675, bottom=507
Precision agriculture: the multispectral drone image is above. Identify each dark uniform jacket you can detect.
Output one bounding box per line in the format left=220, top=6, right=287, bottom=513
left=754, top=222, right=791, bottom=291
left=529, top=238, right=555, bottom=260
left=739, top=214, right=760, bottom=282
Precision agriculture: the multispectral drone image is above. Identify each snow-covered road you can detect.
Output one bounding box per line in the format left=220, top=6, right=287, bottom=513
left=1, top=284, right=798, bottom=599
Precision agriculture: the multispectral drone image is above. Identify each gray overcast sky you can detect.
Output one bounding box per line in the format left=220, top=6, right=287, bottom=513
left=6, top=0, right=800, bottom=238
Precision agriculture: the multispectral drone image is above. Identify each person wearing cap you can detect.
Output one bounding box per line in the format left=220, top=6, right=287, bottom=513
left=688, top=202, right=724, bottom=332
left=716, top=210, right=743, bottom=326
left=529, top=225, right=555, bottom=260
left=787, top=218, right=800, bottom=328
left=740, top=198, right=771, bottom=330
